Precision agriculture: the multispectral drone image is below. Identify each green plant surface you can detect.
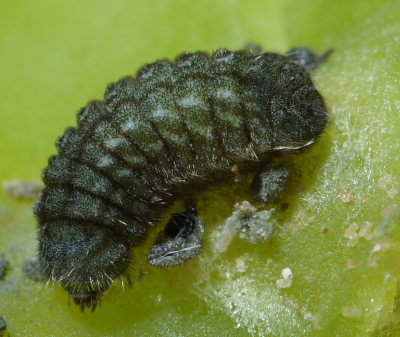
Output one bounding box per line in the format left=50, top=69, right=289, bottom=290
left=0, top=0, right=399, bottom=336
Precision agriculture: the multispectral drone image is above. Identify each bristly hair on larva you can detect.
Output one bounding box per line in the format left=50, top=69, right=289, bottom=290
left=34, top=46, right=330, bottom=310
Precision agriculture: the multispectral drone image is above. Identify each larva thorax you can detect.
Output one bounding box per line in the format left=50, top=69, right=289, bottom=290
left=35, top=48, right=328, bottom=308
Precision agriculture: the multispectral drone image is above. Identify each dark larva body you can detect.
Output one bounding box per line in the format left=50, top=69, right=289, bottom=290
left=35, top=48, right=328, bottom=307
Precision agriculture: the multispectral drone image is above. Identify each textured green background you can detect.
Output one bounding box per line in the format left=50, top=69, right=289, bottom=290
left=0, top=0, right=399, bottom=336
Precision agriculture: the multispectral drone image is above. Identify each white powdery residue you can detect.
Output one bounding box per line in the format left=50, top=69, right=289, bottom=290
left=343, top=223, right=359, bottom=247
left=212, top=201, right=275, bottom=254
left=213, top=205, right=244, bottom=254
left=344, top=221, right=375, bottom=246
left=359, top=221, right=374, bottom=240
left=236, top=208, right=275, bottom=244
left=196, top=275, right=310, bottom=336
left=276, top=267, right=293, bottom=289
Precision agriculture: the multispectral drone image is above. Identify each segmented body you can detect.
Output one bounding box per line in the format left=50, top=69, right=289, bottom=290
left=35, top=48, right=327, bottom=302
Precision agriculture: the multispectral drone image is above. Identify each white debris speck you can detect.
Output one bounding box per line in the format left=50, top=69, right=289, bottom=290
left=344, top=223, right=360, bottom=247
left=344, top=223, right=359, bottom=239
left=372, top=243, right=382, bottom=254
left=282, top=267, right=293, bottom=279
left=235, top=257, right=247, bottom=273
left=339, top=186, right=355, bottom=203
left=359, top=221, right=374, bottom=240
left=276, top=267, right=293, bottom=288
left=276, top=278, right=292, bottom=288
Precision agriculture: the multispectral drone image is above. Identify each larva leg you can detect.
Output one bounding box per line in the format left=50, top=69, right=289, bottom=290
left=250, top=165, right=289, bottom=204
left=287, top=47, right=333, bottom=70
left=147, top=208, right=204, bottom=267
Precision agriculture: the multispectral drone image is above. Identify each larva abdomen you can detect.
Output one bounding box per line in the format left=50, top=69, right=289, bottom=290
left=35, top=48, right=328, bottom=308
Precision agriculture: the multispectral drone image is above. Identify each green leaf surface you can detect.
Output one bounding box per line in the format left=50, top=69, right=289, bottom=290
left=0, top=0, right=399, bottom=336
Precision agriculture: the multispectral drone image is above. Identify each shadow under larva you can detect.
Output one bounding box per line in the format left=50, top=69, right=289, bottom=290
left=34, top=46, right=330, bottom=310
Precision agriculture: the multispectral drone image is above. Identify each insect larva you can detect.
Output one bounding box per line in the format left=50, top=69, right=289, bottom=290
left=35, top=47, right=329, bottom=309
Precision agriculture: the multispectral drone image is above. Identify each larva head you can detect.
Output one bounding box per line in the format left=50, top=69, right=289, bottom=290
left=268, top=60, right=328, bottom=150
left=39, top=221, right=131, bottom=310
left=247, top=53, right=328, bottom=152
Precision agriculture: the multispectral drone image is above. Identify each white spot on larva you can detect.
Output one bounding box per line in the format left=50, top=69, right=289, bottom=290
left=122, top=120, right=139, bottom=132
left=215, top=88, right=237, bottom=101
left=93, top=181, right=107, bottom=193
left=216, top=53, right=233, bottom=63
left=179, top=94, right=203, bottom=108
left=152, top=107, right=169, bottom=119
left=97, top=156, right=114, bottom=168
left=140, top=68, right=154, bottom=79
left=105, top=138, right=122, bottom=149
